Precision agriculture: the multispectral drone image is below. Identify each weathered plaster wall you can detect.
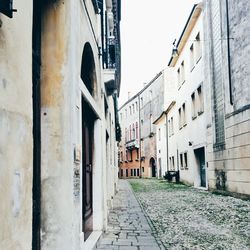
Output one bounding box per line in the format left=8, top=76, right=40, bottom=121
left=0, top=1, right=33, bottom=249
left=203, top=0, right=250, bottom=195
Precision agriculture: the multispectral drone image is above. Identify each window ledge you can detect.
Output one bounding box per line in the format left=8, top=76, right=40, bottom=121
left=196, top=56, right=202, bottom=64
left=192, top=115, right=197, bottom=120
left=198, top=110, right=204, bottom=116
left=190, top=65, right=195, bottom=72
left=183, top=123, right=187, bottom=127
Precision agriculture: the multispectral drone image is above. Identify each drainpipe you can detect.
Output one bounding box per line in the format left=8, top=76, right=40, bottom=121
left=225, top=0, right=233, bottom=105
left=165, top=112, right=169, bottom=172
left=138, top=94, right=142, bottom=178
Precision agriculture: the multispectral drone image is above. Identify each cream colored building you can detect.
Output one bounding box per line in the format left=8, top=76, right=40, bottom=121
left=154, top=3, right=207, bottom=187
left=0, top=0, right=121, bottom=249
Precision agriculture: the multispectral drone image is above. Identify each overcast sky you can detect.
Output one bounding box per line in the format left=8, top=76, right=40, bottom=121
left=119, top=0, right=199, bottom=106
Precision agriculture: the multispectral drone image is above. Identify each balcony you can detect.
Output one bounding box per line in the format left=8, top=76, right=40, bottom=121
left=126, top=139, right=139, bottom=149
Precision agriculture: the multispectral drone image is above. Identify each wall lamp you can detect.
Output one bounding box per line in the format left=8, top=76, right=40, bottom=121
left=0, top=0, right=17, bottom=18
left=171, top=39, right=179, bottom=58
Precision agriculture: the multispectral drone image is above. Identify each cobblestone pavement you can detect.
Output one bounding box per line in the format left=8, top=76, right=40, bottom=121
left=130, top=179, right=250, bottom=250
left=95, top=179, right=162, bottom=250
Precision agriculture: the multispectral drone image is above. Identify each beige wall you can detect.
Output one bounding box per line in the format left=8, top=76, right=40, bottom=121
left=0, top=1, right=33, bottom=249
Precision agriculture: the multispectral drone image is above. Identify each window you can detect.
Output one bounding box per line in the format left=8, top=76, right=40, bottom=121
left=126, top=169, right=128, bottom=177
left=132, top=104, right=135, bottom=113
left=131, top=169, right=133, bottom=176
left=171, top=117, right=174, bottom=135
left=120, top=151, right=123, bottom=161
left=191, top=92, right=197, bottom=119
left=190, top=44, right=195, bottom=71
left=134, top=169, right=136, bottom=176
left=150, top=114, right=153, bottom=133
left=129, top=106, right=132, bottom=115
left=136, top=148, right=139, bottom=160
left=181, top=61, right=185, bottom=84
left=142, top=167, right=144, bottom=172
left=125, top=150, right=128, bottom=161
left=184, top=152, right=188, bottom=169
left=182, top=103, right=186, bottom=126
left=172, top=156, right=175, bottom=170
left=158, top=128, right=161, bottom=141
left=130, top=150, right=133, bottom=161
left=149, top=90, right=153, bottom=101
left=178, top=108, right=182, bottom=129
left=195, top=32, right=202, bottom=63
left=132, top=123, right=135, bottom=139
left=169, top=156, right=175, bottom=170
left=136, top=122, right=138, bottom=139
left=137, top=169, right=140, bottom=176
left=177, top=68, right=181, bottom=88
left=169, top=118, right=174, bottom=136
left=121, top=169, right=123, bottom=177
left=129, top=125, right=131, bottom=141
left=136, top=101, right=138, bottom=111
left=180, top=153, right=184, bottom=169
left=197, top=85, right=204, bottom=115
left=141, top=119, right=143, bottom=135
left=141, top=97, right=143, bottom=107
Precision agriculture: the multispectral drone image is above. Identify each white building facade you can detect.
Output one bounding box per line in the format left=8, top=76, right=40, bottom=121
left=154, top=3, right=207, bottom=187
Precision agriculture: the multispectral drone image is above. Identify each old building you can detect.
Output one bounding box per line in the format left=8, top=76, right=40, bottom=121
left=0, top=0, right=121, bottom=250
left=119, top=72, right=164, bottom=178
left=203, top=0, right=250, bottom=195
left=154, top=3, right=207, bottom=187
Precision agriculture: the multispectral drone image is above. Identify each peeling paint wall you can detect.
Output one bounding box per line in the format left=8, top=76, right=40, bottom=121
left=0, top=1, right=33, bottom=249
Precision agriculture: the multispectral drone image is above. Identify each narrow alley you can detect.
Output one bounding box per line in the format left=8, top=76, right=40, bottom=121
left=96, top=180, right=163, bottom=250
left=97, top=179, right=250, bottom=250
left=1, top=0, right=250, bottom=250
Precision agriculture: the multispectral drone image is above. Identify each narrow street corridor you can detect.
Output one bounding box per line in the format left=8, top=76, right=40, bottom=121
left=95, top=180, right=163, bottom=250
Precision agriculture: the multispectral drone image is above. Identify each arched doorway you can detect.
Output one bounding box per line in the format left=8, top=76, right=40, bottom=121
left=81, top=43, right=97, bottom=98
left=80, top=43, right=97, bottom=241
left=150, top=158, right=156, bottom=177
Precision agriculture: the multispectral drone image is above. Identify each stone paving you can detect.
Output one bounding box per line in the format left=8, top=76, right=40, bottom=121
left=130, top=179, right=250, bottom=250
left=95, top=180, right=162, bottom=250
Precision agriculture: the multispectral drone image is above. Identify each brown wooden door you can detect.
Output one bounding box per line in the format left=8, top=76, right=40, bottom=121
left=82, top=100, right=94, bottom=241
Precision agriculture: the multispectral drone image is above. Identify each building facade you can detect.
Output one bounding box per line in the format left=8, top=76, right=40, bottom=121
left=154, top=3, right=207, bottom=187
left=203, top=0, right=250, bottom=195
left=119, top=72, right=164, bottom=178
left=0, top=0, right=121, bottom=249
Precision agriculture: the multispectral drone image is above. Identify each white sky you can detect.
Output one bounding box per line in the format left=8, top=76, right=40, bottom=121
left=119, top=0, right=199, bottom=106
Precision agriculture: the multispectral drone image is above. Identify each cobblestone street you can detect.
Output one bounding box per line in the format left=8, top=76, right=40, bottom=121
left=130, top=179, right=250, bottom=250
left=96, top=180, right=162, bottom=250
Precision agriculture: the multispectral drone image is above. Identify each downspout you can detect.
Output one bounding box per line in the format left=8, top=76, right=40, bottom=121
left=165, top=112, right=169, bottom=172
left=138, top=94, right=142, bottom=178
left=225, top=0, right=233, bottom=105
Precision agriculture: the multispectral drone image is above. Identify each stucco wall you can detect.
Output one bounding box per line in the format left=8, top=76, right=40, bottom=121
left=0, top=1, right=33, bottom=249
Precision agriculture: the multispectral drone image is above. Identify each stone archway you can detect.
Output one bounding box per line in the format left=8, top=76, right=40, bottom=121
left=81, top=43, right=97, bottom=98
